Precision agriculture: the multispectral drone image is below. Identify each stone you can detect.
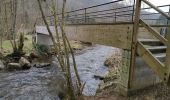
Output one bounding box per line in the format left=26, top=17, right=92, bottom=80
left=49, top=75, right=67, bottom=99
left=94, top=71, right=109, bottom=80
left=30, top=53, right=39, bottom=59
left=51, top=61, right=58, bottom=67
left=7, top=63, right=22, bottom=70
left=24, top=53, right=30, bottom=57
left=94, top=74, right=105, bottom=80
left=33, top=63, right=51, bottom=68
left=0, top=61, right=5, bottom=70
left=24, top=53, right=32, bottom=63
left=98, top=81, right=115, bottom=90
left=0, top=52, right=3, bottom=59
left=19, top=57, right=31, bottom=69
left=104, top=59, right=111, bottom=66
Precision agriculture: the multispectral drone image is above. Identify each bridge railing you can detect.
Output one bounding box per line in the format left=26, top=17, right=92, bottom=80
left=57, top=0, right=134, bottom=24
left=36, top=1, right=170, bottom=26
left=37, top=0, right=135, bottom=25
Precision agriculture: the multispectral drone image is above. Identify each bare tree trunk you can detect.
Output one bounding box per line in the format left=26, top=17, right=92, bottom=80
left=0, top=3, right=2, bottom=50
left=59, top=0, right=82, bottom=92
left=51, top=0, right=65, bottom=71
left=37, top=0, right=84, bottom=99
left=11, top=0, right=18, bottom=52
left=37, top=0, right=57, bottom=46
left=60, top=1, right=76, bottom=99
left=22, top=0, right=25, bottom=30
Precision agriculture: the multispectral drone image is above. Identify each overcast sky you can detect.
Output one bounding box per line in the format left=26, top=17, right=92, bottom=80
left=141, top=0, right=170, bottom=12
left=149, top=0, right=170, bottom=6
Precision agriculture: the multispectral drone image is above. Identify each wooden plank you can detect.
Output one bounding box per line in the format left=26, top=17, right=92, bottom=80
left=66, top=22, right=134, bottom=26
left=119, top=50, right=132, bottom=90
left=129, top=0, right=142, bottom=88
left=140, top=24, right=170, bottom=27
left=154, top=53, right=166, bottom=59
left=166, top=19, right=170, bottom=85
left=147, top=46, right=167, bottom=50
left=140, top=19, right=168, bottom=45
left=142, top=0, right=170, bottom=20
left=137, top=41, right=167, bottom=81
left=138, top=39, right=159, bottom=42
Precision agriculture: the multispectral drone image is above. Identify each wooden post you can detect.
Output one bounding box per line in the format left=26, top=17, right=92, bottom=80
left=119, top=49, right=132, bottom=95
left=166, top=12, right=170, bottom=85
left=129, top=0, right=141, bottom=88
left=118, top=26, right=133, bottom=96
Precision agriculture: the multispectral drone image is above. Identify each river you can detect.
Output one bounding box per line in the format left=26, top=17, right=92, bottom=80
left=0, top=45, right=118, bottom=99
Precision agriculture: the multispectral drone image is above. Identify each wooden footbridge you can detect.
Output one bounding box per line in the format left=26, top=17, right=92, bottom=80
left=36, top=0, right=170, bottom=95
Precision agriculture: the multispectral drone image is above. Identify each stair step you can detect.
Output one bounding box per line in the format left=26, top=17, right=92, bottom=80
left=138, top=39, right=164, bottom=46
left=146, top=46, right=166, bottom=54
left=138, top=39, right=160, bottom=42
left=154, top=53, right=166, bottom=62
left=146, top=46, right=167, bottom=50
left=154, top=53, right=166, bottom=58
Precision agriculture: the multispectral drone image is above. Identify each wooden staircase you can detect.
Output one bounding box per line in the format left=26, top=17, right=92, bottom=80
left=130, top=0, right=170, bottom=87
left=138, top=39, right=166, bottom=63
left=137, top=39, right=167, bottom=81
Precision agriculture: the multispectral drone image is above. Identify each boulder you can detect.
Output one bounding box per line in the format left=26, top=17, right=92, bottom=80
left=19, top=57, right=31, bottom=69
left=24, top=53, right=32, bottom=63
left=0, top=60, right=5, bottom=70
left=7, top=63, right=22, bottom=70
left=49, top=75, right=67, bottom=99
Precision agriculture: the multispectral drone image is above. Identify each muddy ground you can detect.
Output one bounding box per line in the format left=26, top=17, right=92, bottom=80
left=84, top=83, right=170, bottom=100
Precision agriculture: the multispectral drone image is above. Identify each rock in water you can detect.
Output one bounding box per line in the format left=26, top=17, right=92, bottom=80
left=0, top=61, right=5, bottom=70
left=33, top=63, right=51, bottom=68
left=7, top=63, right=22, bottom=70
left=104, top=58, right=112, bottom=67
left=19, top=57, right=31, bottom=69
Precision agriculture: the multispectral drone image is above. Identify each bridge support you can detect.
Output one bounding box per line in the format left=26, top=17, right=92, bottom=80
left=118, top=49, right=162, bottom=96
left=118, top=0, right=170, bottom=95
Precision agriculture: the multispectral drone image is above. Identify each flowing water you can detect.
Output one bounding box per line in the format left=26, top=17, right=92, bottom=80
left=0, top=45, right=118, bottom=99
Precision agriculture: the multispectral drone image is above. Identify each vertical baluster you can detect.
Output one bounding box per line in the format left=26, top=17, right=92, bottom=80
left=115, top=12, right=117, bottom=22
left=85, top=8, right=87, bottom=23
left=132, top=0, right=136, bottom=22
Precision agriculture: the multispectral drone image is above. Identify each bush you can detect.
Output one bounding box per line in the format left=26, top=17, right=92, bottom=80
left=34, top=44, right=49, bottom=54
